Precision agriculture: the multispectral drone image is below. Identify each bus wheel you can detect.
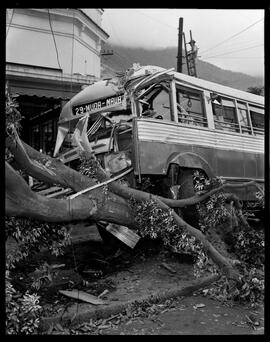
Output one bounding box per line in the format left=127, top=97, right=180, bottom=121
left=179, top=169, right=200, bottom=229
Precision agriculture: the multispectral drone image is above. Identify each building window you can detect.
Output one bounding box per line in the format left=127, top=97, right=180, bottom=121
left=176, top=86, right=206, bottom=127
left=249, top=105, right=264, bottom=135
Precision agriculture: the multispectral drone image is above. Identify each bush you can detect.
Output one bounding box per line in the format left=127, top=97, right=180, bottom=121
left=6, top=271, right=42, bottom=335
left=5, top=217, right=71, bottom=333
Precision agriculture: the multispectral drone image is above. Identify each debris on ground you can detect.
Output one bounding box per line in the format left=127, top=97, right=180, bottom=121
left=160, top=262, right=176, bottom=274
left=59, top=290, right=108, bottom=305
left=193, top=303, right=206, bottom=309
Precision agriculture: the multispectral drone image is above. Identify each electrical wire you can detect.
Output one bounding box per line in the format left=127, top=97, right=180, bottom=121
left=200, top=17, right=263, bottom=55
left=203, top=56, right=263, bottom=59
left=114, top=50, right=133, bottom=65
left=6, top=8, right=15, bottom=38
left=131, top=9, right=177, bottom=30
left=47, top=8, right=62, bottom=70
left=201, top=43, right=263, bottom=59
left=202, top=39, right=263, bottom=57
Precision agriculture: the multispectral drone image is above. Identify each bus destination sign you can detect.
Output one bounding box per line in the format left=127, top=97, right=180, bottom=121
left=73, top=95, right=124, bottom=116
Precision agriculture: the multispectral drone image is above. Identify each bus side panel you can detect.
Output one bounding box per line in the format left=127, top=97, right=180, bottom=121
left=133, top=118, right=264, bottom=183
left=135, top=140, right=263, bottom=179
left=216, top=149, right=245, bottom=178
left=255, top=153, right=265, bottom=179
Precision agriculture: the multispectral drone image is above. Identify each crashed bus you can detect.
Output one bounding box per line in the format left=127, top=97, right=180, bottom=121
left=53, top=64, right=264, bottom=229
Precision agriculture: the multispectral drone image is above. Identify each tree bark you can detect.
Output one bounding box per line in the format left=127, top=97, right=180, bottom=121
left=5, top=162, right=135, bottom=226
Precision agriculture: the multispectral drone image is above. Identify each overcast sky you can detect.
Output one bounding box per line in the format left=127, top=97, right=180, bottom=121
left=102, top=8, right=264, bottom=78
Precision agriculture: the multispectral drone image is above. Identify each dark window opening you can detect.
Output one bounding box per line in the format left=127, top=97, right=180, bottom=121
left=250, top=106, right=264, bottom=135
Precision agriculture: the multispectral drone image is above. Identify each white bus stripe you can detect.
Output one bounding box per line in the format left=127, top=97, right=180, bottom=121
left=137, top=120, right=264, bottom=154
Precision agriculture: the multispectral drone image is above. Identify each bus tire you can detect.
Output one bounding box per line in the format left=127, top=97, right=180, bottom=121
left=179, top=169, right=200, bottom=229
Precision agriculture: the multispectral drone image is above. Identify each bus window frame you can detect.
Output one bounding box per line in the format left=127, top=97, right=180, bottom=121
left=135, top=80, right=175, bottom=122
left=249, top=105, right=264, bottom=135
left=209, top=92, right=264, bottom=136
left=175, top=84, right=207, bottom=128
left=211, top=96, right=240, bottom=133
left=235, top=100, right=253, bottom=135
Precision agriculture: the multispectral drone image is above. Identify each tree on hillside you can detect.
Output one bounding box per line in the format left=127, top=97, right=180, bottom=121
left=247, top=86, right=264, bottom=96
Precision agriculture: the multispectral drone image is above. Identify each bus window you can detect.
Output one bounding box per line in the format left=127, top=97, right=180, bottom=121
left=176, top=86, right=206, bottom=127
left=249, top=105, right=264, bottom=135
left=140, top=85, right=172, bottom=121
left=151, top=89, right=171, bottom=120
left=237, top=102, right=252, bottom=134
left=212, top=96, right=239, bottom=132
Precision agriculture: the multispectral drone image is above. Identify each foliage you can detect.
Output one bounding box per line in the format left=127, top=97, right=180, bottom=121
left=196, top=192, right=231, bottom=234
left=247, top=86, right=264, bottom=96
left=255, top=190, right=264, bottom=209
left=6, top=217, right=71, bottom=270
left=193, top=170, right=225, bottom=194
left=78, top=153, right=100, bottom=179
left=129, top=198, right=208, bottom=277
left=193, top=171, right=264, bottom=305
left=129, top=169, right=264, bottom=305
left=203, top=264, right=264, bottom=305
left=5, top=83, right=22, bottom=136
left=6, top=271, right=42, bottom=335
left=5, top=217, right=71, bottom=334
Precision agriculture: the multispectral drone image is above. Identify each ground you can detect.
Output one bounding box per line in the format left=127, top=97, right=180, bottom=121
left=99, top=295, right=264, bottom=335
left=6, top=222, right=265, bottom=335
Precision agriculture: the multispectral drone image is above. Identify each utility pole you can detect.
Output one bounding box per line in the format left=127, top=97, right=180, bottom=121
left=177, top=17, right=183, bottom=73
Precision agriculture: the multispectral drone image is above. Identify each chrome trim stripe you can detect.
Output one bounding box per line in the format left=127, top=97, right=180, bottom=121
left=136, top=119, right=264, bottom=154
left=220, top=176, right=264, bottom=182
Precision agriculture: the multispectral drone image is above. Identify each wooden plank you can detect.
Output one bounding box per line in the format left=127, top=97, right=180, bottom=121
left=105, top=224, right=140, bottom=249
left=46, top=188, right=73, bottom=198
left=59, top=290, right=107, bottom=305
left=37, top=186, right=62, bottom=195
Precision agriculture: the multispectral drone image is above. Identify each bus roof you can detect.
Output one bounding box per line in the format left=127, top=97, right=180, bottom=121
left=172, top=70, right=264, bottom=107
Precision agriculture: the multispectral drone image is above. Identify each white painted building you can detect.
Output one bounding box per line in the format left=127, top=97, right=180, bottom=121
left=6, top=8, right=109, bottom=154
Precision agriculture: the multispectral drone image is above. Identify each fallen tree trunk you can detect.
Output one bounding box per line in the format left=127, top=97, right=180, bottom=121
left=5, top=162, right=135, bottom=226
left=5, top=131, right=246, bottom=282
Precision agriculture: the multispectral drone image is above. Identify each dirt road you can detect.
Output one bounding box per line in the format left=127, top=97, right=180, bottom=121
left=100, top=295, right=264, bottom=335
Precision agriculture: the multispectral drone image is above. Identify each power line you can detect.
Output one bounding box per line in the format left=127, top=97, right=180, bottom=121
left=114, top=50, right=133, bottom=65
left=202, top=39, right=262, bottom=57
left=200, top=17, right=263, bottom=55
left=132, top=9, right=177, bottom=30
left=203, top=56, right=263, bottom=59
left=201, top=43, right=263, bottom=59
left=47, top=9, right=62, bottom=70
left=6, top=9, right=15, bottom=38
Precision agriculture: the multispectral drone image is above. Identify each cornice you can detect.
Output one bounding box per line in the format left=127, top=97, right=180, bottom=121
left=19, top=8, right=109, bottom=41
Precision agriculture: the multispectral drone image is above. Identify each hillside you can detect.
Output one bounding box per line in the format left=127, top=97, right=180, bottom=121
left=101, top=44, right=263, bottom=92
